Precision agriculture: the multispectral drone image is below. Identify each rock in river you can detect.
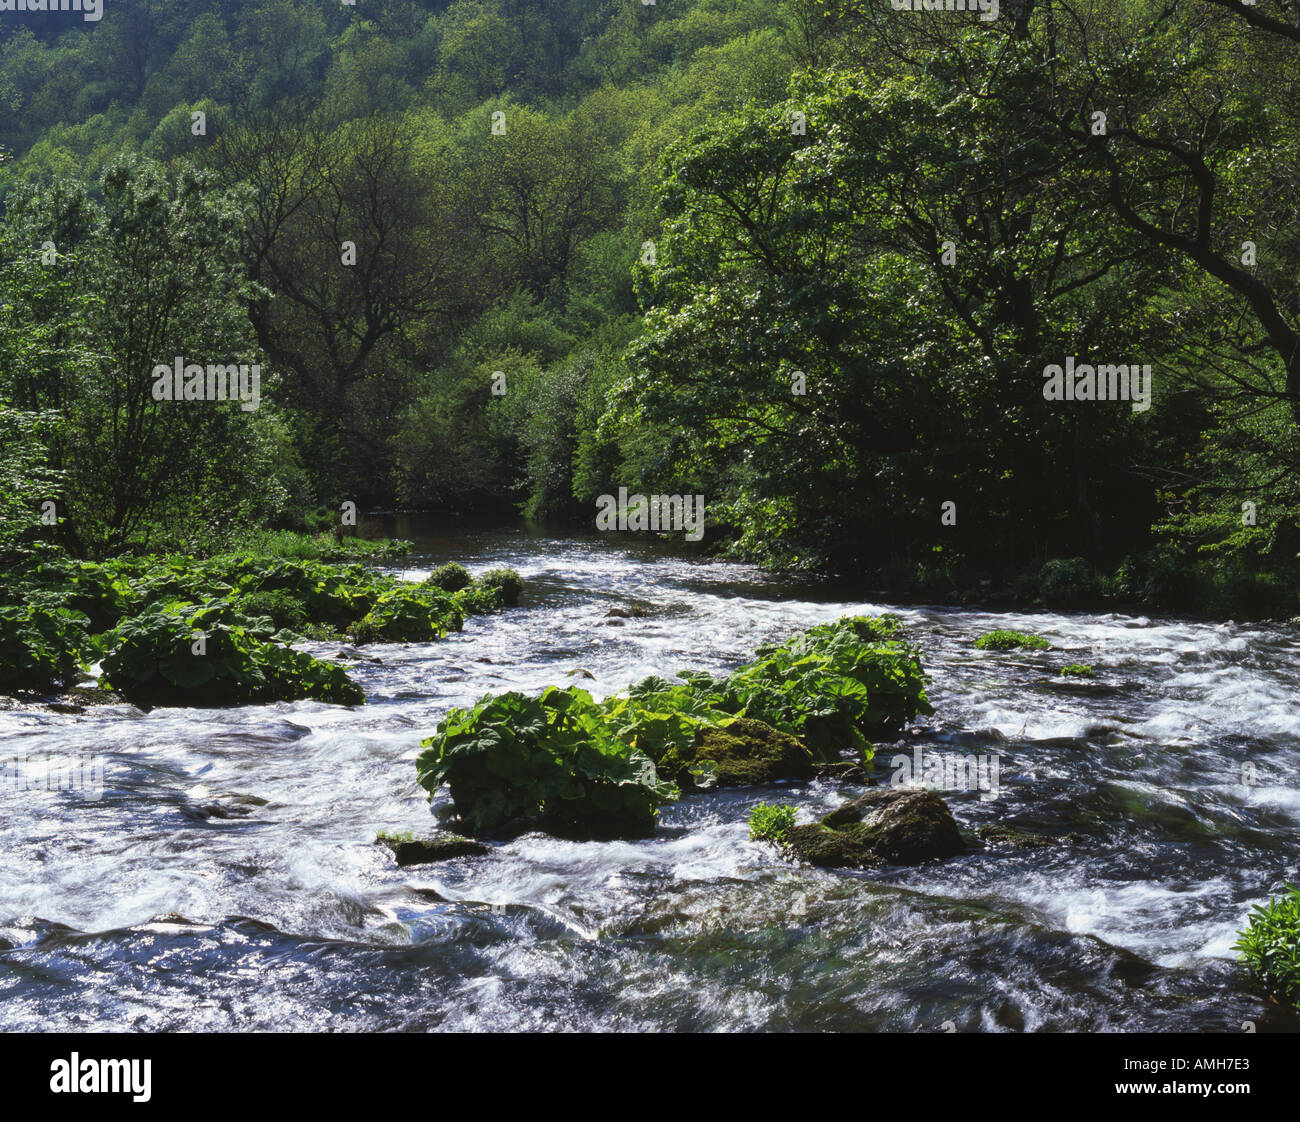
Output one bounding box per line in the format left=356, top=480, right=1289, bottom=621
left=376, top=833, right=489, bottom=866
left=784, top=788, right=966, bottom=868
left=658, top=717, right=817, bottom=787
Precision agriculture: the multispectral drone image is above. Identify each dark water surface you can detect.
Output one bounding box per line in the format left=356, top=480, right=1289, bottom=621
left=2, top=527, right=1298, bottom=1031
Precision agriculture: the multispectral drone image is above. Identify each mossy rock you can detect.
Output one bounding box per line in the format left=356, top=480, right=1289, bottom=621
left=784, top=788, right=965, bottom=868
left=376, top=833, right=489, bottom=866
left=658, top=717, right=817, bottom=788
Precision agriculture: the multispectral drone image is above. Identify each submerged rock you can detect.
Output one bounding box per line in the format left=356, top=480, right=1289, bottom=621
left=977, top=823, right=1083, bottom=850
left=784, top=788, right=966, bottom=868
left=377, top=833, right=489, bottom=866
left=814, top=761, right=871, bottom=783
left=659, top=718, right=817, bottom=787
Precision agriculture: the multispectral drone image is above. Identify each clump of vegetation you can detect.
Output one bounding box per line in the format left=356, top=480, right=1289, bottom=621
left=417, top=614, right=932, bottom=838
left=1060, top=664, right=1094, bottom=678
left=374, top=829, right=415, bottom=844
left=974, top=630, right=1052, bottom=651
left=749, top=802, right=797, bottom=844
left=1234, top=886, right=1300, bottom=1008
left=426, top=562, right=473, bottom=592
left=0, top=545, right=528, bottom=698
left=417, top=686, right=678, bottom=838
left=0, top=600, right=89, bottom=691
left=100, top=600, right=365, bottom=709
left=350, top=587, right=463, bottom=643
left=685, top=615, right=931, bottom=762
left=479, top=568, right=524, bottom=607
left=453, top=583, right=506, bottom=616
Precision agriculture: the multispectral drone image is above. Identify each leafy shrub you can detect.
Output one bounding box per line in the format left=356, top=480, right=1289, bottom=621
left=708, top=615, right=931, bottom=762
left=974, top=629, right=1051, bottom=651
left=1035, top=557, right=1101, bottom=607
left=1060, top=663, right=1094, bottom=678
left=101, top=600, right=365, bottom=709
left=224, top=558, right=385, bottom=627
left=350, top=587, right=463, bottom=643
left=0, top=600, right=89, bottom=691
left=426, top=562, right=473, bottom=592
left=600, top=679, right=738, bottom=781
left=235, top=588, right=309, bottom=631
left=416, top=686, right=678, bottom=838
left=749, top=802, right=797, bottom=843
left=1234, top=885, right=1300, bottom=1008
left=478, top=567, right=523, bottom=606
left=453, top=583, right=506, bottom=616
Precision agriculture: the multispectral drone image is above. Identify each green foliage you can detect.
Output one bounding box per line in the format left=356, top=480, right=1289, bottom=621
left=974, top=630, right=1052, bottom=652
left=415, top=613, right=931, bottom=837
left=236, top=588, right=309, bottom=632
left=707, top=615, right=930, bottom=762
left=426, top=562, right=472, bottom=592
left=0, top=548, right=527, bottom=699
left=748, top=802, right=797, bottom=844
left=100, top=599, right=365, bottom=709
left=0, top=600, right=88, bottom=691
left=478, top=567, right=523, bottom=607
left=1234, top=886, right=1300, bottom=1008
left=452, top=583, right=506, bottom=616
left=1034, top=558, right=1102, bottom=607
left=350, top=587, right=463, bottom=644
left=1060, top=664, right=1094, bottom=678
left=416, top=686, right=677, bottom=838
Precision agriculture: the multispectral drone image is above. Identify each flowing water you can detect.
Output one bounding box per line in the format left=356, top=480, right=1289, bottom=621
left=2, top=527, right=1298, bottom=1032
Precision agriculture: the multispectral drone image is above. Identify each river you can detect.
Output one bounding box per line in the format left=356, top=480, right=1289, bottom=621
left=1, top=527, right=1297, bottom=1031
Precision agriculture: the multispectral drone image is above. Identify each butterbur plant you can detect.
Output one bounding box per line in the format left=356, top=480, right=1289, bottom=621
left=416, top=686, right=678, bottom=839
left=100, top=599, right=365, bottom=709
left=1234, top=886, right=1300, bottom=1008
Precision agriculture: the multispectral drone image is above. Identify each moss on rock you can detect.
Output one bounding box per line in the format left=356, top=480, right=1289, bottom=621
left=658, top=717, right=816, bottom=787
left=783, top=788, right=965, bottom=868
left=376, top=833, right=489, bottom=866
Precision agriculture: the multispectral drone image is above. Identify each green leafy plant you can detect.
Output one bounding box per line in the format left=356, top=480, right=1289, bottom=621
left=1234, top=885, right=1300, bottom=1008
left=748, top=802, right=797, bottom=844
left=416, top=686, right=678, bottom=838
left=1060, top=663, right=1094, bottom=678
left=100, top=599, right=365, bottom=709
left=426, top=562, right=473, bottom=592
left=0, top=599, right=89, bottom=691
left=707, top=615, right=931, bottom=762
left=453, top=583, right=506, bottom=616
left=478, top=567, right=524, bottom=607
left=974, top=630, right=1051, bottom=651
left=350, top=586, right=463, bottom=643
